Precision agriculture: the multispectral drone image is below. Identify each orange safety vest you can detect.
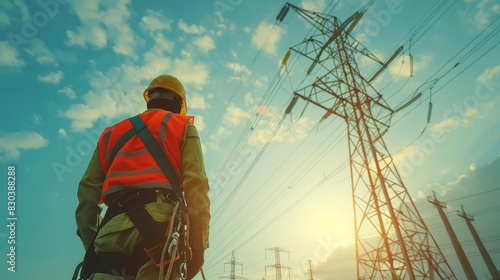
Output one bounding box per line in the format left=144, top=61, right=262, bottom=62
left=97, top=110, right=194, bottom=203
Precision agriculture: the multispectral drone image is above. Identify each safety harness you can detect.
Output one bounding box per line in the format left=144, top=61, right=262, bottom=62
left=73, top=114, right=192, bottom=280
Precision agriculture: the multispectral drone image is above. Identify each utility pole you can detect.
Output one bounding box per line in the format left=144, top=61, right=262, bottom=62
left=457, top=205, right=500, bottom=280
left=308, top=259, right=314, bottom=280
left=276, top=3, right=455, bottom=279
left=428, top=193, right=477, bottom=280
left=265, top=247, right=291, bottom=280
left=220, top=251, right=247, bottom=280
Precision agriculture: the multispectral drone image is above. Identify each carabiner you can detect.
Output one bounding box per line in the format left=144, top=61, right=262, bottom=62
left=180, top=261, right=187, bottom=280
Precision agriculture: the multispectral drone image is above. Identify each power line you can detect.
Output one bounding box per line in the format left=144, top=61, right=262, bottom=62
left=391, top=15, right=500, bottom=127
left=201, top=3, right=498, bottom=278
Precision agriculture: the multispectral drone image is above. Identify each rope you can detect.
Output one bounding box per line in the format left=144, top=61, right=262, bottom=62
left=159, top=201, right=180, bottom=280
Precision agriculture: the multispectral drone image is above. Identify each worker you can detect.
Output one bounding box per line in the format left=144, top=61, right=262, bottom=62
left=75, top=75, right=210, bottom=280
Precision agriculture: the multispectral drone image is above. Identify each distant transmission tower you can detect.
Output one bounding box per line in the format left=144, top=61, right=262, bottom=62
left=276, top=3, right=456, bottom=279
left=428, top=193, right=477, bottom=280
left=457, top=205, right=500, bottom=280
left=265, top=247, right=291, bottom=280
left=220, top=251, right=247, bottom=280
left=308, top=259, right=314, bottom=280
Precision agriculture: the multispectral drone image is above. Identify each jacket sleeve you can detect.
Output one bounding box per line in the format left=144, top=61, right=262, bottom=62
left=75, top=147, right=104, bottom=251
left=181, top=122, right=210, bottom=251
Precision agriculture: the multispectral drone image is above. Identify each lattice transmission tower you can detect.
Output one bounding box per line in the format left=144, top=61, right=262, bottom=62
left=276, top=3, right=456, bottom=279
left=265, top=247, right=291, bottom=280
left=220, top=251, right=247, bottom=280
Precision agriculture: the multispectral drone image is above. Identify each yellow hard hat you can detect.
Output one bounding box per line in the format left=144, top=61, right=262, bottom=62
left=143, top=75, right=187, bottom=115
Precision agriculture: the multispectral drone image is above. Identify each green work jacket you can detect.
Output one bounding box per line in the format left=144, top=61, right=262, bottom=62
left=75, top=109, right=210, bottom=252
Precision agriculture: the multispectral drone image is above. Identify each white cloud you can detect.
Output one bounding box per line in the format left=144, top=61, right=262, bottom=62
left=467, top=101, right=494, bottom=120
left=301, top=0, right=327, bottom=12
left=66, top=25, right=107, bottom=48
left=181, top=48, right=192, bottom=59
left=59, top=128, right=68, bottom=138
left=429, top=99, right=494, bottom=134
left=58, top=69, right=137, bottom=132
left=14, top=0, right=30, bottom=20
left=62, top=103, right=103, bottom=131
left=216, top=127, right=229, bottom=138
left=24, top=39, right=58, bottom=66
left=71, top=0, right=100, bottom=21
left=142, top=48, right=172, bottom=74
left=38, top=71, right=64, bottom=84
left=141, top=10, right=172, bottom=32
left=153, top=33, right=174, bottom=53
left=0, top=0, right=30, bottom=26
left=0, top=131, right=48, bottom=161
left=465, top=106, right=480, bottom=118
left=469, top=0, right=500, bottom=29
left=440, top=174, right=468, bottom=196
left=66, top=0, right=106, bottom=48
left=434, top=156, right=500, bottom=198
left=60, top=27, right=211, bottom=131
left=189, top=93, right=208, bottom=110
left=389, top=54, right=431, bottom=78
left=206, top=125, right=230, bottom=151
left=207, top=141, right=220, bottom=152
left=0, top=40, right=25, bottom=68
left=194, top=115, right=206, bottom=131
left=248, top=112, right=314, bottom=145
left=244, top=92, right=254, bottom=106
left=171, top=59, right=209, bottom=89
left=255, top=75, right=268, bottom=88
left=178, top=19, right=205, bottom=35
left=193, top=35, right=215, bottom=54
left=243, top=26, right=251, bottom=33
left=359, top=49, right=384, bottom=68
left=416, top=191, right=427, bottom=199
left=469, top=163, right=477, bottom=172
left=102, top=0, right=136, bottom=57
left=66, top=0, right=137, bottom=57
left=476, top=65, right=500, bottom=83
left=223, top=104, right=251, bottom=126
left=60, top=55, right=210, bottom=130
left=85, top=90, right=120, bottom=119
left=226, top=62, right=251, bottom=75
left=60, top=67, right=145, bottom=131
left=391, top=145, right=420, bottom=169
left=429, top=118, right=462, bottom=134
left=251, top=21, right=285, bottom=55
left=58, top=86, right=77, bottom=99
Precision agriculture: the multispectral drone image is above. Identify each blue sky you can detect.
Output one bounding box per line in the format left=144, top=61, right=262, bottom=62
left=0, top=0, right=499, bottom=279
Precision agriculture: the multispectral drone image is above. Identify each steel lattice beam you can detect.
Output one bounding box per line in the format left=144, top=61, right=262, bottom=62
left=280, top=3, right=456, bottom=279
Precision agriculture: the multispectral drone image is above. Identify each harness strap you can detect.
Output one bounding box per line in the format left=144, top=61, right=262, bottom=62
left=109, top=127, right=136, bottom=164
left=78, top=192, right=170, bottom=280
left=84, top=244, right=153, bottom=277
left=75, top=113, right=190, bottom=280
left=129, top=115, right=186, bottom=209
left=125, top=196, right=168, bottom=248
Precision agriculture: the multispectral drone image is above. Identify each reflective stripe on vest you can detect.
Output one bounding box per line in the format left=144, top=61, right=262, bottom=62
left=97, top=110, right=193, bottom=203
